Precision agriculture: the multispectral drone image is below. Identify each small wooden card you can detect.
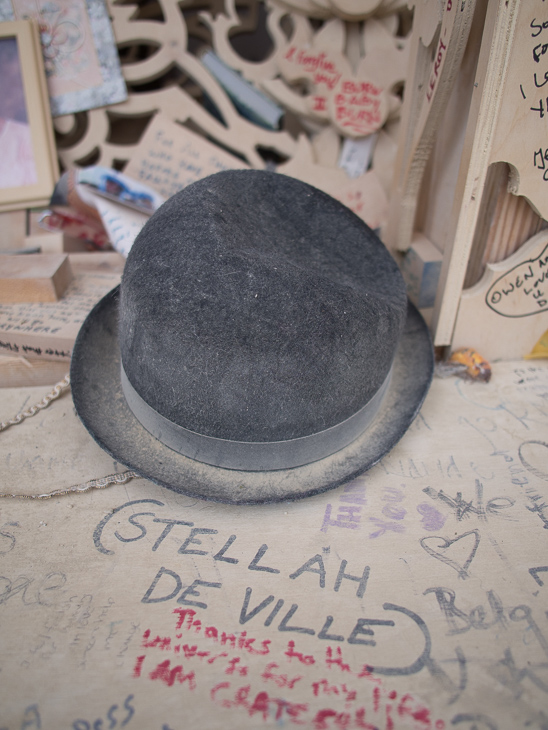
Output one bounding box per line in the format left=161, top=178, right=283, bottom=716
left=124, top=114, right=249, bottom=200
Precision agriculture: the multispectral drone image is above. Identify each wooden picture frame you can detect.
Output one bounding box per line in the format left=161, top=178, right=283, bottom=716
left=0, top=0, right=127, bottom=117
left=0, top=20, right=59, bottom=212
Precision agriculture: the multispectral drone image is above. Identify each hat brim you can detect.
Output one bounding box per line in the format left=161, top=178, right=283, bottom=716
left=71, top=287, right=433, bottom=504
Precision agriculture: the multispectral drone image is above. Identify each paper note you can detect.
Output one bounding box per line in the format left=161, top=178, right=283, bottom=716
left=124, top=114, right=250, bottom=200
left=87, top=191, right=151, bottom=258
left=338, top=135, right=377, bottom=179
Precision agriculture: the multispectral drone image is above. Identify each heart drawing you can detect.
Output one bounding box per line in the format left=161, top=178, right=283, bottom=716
left=419, top=529, right=481, bottom=579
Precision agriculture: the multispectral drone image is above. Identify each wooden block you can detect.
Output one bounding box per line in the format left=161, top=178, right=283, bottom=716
left=0, top=254, right=73, bottom=304
left=400, top=234, right=443, bottom=309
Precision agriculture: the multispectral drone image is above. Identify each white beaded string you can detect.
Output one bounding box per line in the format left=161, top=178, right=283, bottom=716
left=0, top=374, right=71, bottom=432
left=0, top=470, right=140, bottom=500
left=0, top=374, right=141, bottom=498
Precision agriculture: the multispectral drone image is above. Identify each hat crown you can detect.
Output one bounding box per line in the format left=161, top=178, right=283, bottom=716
left=119, top=170, right=407, bottom=445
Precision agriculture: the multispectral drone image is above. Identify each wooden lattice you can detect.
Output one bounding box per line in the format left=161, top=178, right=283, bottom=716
left=54, top=0, right=412, bottom=183
left=54, top=0, right=300, bottom=171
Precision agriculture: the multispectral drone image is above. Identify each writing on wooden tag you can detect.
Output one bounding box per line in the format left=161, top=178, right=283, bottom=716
left=124, top=114, right=249, bottom=200
left=486, top=242, right=548, bottom=317
left=452, top=231, right=548, bottom=360
left=491, top=3, right=548, bottom=221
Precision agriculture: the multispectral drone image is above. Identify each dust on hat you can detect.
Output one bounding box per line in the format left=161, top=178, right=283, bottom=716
left=71, top=170, right=433, bottom=504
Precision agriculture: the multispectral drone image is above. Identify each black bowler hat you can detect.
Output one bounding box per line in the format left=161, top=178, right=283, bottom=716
left=71, top=170, right=433, bottom=504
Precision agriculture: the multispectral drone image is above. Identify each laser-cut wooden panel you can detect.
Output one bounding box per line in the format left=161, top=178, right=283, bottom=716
left=53, top=0, right=412, bottom=192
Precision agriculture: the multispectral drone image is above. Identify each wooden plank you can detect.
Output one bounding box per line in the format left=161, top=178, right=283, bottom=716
left=431, top=0, right=523, bottom=346
left=464, top=165, right=547, bottom=289
left=415, top=2, right=487, bottom=255
left=489, top=2, right=548, bottom=221
left=0, top=354, right=68, bottom=388
left=23, top=232, right=96, bottom=254
left=382, top=0, right=476, bottom=254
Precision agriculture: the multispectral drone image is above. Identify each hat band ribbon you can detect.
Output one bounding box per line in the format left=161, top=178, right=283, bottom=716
left=121, top=365, right=391, bottom=472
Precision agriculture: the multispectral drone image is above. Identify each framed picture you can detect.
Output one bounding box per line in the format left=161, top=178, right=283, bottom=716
left=0, top=20, right=59, bottom=211
left=0, top=0, right=127, bottom=117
